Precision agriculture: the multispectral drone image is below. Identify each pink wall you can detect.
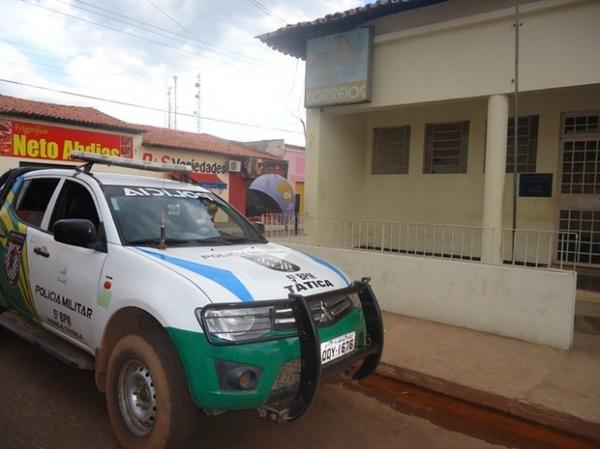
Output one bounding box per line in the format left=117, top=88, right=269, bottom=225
left=283, top=147, right=305, bottom=191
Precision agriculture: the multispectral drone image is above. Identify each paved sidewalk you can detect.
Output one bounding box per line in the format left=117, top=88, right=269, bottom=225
left=377, top=312, right=600, bottom=442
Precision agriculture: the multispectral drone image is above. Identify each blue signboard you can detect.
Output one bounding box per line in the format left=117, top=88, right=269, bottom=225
left=519, top=173, right=553, bottom=197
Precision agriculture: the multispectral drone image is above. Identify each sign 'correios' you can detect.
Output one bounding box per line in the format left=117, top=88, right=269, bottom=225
left=305, top=27, right=373, bottom=108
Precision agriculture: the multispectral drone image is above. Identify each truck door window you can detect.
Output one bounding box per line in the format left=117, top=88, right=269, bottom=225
left=50, top=180, right=100, bottom=230
left=13, top=178, right=60, bottom=227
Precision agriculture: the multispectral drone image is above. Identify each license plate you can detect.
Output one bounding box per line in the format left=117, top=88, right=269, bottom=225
left=320, top=331, right=356, bottom=365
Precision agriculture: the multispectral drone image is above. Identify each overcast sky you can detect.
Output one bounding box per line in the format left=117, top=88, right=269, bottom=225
left=0, top=0, right=366, bottom=146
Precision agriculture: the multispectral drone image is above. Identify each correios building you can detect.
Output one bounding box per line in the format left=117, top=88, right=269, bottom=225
left=260, top=0, right=600, bottom=349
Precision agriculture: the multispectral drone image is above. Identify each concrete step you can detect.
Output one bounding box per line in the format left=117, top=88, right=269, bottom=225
left=576, top=271, right=600, bottom=293
left=574, top=299, right=600, bottom=335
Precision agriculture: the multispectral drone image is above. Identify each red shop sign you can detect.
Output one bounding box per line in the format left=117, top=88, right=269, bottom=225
left=0, top=120, right=133, bottom=161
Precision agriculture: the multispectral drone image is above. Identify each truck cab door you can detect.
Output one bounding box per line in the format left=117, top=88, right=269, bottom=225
left=28, top=179, right=107, bottom=350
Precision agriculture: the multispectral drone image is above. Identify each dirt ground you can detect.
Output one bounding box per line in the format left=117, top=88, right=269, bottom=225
left=0, top=331, right=506, bottom=449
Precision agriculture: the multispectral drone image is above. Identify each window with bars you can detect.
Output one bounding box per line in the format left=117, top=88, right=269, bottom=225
left=372, top=126, right=411, bottom=174
left=560, top=112, right=600, bottom=194
left=559, top=209, right=600, bottom=265
left=506, top=115, right=539, bottom=173
left=424, top=121, right=469, bottom=174
left=561, top=140, right=600, bottom=194
left=564, top=114, right=600, bottom=135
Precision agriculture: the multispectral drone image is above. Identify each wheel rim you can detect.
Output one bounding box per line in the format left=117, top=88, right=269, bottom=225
left=117, top=359, right=157, bottom=436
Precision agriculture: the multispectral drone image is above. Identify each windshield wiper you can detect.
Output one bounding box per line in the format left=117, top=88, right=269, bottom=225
left=127, top=238, right=192, bottom=247
left=128, top=237, right=243, bottom=247
left=222, top=237, right=265, bottom=244
left=188, top=236, right=233, bottom=246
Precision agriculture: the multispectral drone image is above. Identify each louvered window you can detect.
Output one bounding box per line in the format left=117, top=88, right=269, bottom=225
left=424, top=121, right=469, bottom=174
left=372, top=126, right=411, bottom=174
left=506, top=116, right=539, bottom=173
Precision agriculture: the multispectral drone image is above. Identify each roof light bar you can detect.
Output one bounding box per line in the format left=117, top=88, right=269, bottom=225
left=70, top=151, right=192, bottom=173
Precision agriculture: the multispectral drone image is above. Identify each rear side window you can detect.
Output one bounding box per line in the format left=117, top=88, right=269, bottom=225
left=50, top=180, right=100, bottom=230
left=14, top=178, right=60, bottom=227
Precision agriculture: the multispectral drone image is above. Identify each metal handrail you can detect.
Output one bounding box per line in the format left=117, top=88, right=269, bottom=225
left=261, top=214, right=580, bottom=271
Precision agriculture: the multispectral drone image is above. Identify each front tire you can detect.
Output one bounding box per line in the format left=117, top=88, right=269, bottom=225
left=105, top=329, right=198, bottom=449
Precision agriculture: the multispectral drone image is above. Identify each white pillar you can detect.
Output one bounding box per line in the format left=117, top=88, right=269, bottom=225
left=482, top=94, right=509, bottom=264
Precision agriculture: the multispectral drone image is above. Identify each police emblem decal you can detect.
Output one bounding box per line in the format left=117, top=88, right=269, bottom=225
left=4, top=231, right=25, bottom=286
left=241, top=254, right=300, bottom=272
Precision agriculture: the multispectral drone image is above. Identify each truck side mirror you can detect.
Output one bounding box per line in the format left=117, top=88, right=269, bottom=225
left=53, top=219, right=97, bottom=248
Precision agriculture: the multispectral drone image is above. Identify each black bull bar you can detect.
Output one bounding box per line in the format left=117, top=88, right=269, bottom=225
left=201, top=279, right=384, bottom=421
left=281, top=278, right=384, bottom=421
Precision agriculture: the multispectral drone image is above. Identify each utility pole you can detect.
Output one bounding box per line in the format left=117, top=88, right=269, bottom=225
left=512, top=2, right=521, bottom=256
left=195, top=72, right=201, bottom=133
left=166, top=86, right=172, bottom=129
left=173, top=75, right=178, bottom=130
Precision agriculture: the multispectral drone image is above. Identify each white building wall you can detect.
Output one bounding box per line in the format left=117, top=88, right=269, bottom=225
left=347, top=0, right=600, bottom=111
left=305, top=110, right=367, bottom=219
left=292, top=0, right=598, bottom=348
left=286, top=243, right=576, bottom=349
left=360, top=85, right=600, bottom=230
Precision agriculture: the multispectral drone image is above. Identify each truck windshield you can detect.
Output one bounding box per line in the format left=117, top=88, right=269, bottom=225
left=104, top=185, right=266, bottom=247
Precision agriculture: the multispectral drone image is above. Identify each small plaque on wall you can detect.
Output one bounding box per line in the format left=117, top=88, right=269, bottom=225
left=519, top=173, right=553, bottom=197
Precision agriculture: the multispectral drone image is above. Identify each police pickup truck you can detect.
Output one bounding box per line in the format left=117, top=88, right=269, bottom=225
left=0, top=152, right=383, bottom=449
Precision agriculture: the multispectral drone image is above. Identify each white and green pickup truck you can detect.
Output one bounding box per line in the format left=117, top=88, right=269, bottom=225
left=0, top=152, right=383, bottom=449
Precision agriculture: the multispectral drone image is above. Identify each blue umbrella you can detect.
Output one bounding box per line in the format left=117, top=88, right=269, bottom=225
left=249, top=174, right=295, bottom=216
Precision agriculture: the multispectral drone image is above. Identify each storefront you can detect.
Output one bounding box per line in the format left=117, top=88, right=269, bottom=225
left=140, top=147, right=231, bottom=199
left=138, top=126, right=287, bottom=214
left=0, top=95, right=290, bottom=218
left=0, top=97, right=143, bottom=173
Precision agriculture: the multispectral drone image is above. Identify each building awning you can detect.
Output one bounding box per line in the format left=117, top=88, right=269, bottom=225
left=172, top=172, right=227, bottom=190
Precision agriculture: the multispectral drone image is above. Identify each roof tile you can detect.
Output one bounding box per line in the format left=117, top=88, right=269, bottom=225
left=0, top=94, right=145, bottom=133
left=139, top=125, right=281, bottom=160
left=0, top=94, right=281, bottom=160
left=258, top=0, right=443, bottom=58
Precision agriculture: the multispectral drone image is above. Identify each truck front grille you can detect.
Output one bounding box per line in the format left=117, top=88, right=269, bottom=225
left=273, top=295, right=352, bottom=329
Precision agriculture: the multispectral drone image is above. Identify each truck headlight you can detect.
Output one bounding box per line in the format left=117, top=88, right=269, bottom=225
left=196, top=289, right=361, bottom=345
left=196, top=305, right=275, bottom=343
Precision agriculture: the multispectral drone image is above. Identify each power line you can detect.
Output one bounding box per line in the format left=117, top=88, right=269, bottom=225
left=0, top=45, right=157, bottom=86
left=18, top=0, right=242, bottom=69
left=56, top=0, right=269, bottom=68
left=146, top=0, right=195, bottom=37
left=5, top=40, right=221, bottom=88
left=0, top=55, right=171, bottom=106
left=72, top=0, right=190, bottom=39
left=17, top=0, right=281, bottom=73
left=0, top=56, right=87, bottom=87
left=145, top=0, right=265, bottom=65
left=0, top=78, right=304, bottom=134
left=247, top=0, right=287, bottom=25
left=14, top=0, right=291, bottom=77
left=58, top=1, right=211, bottom=50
